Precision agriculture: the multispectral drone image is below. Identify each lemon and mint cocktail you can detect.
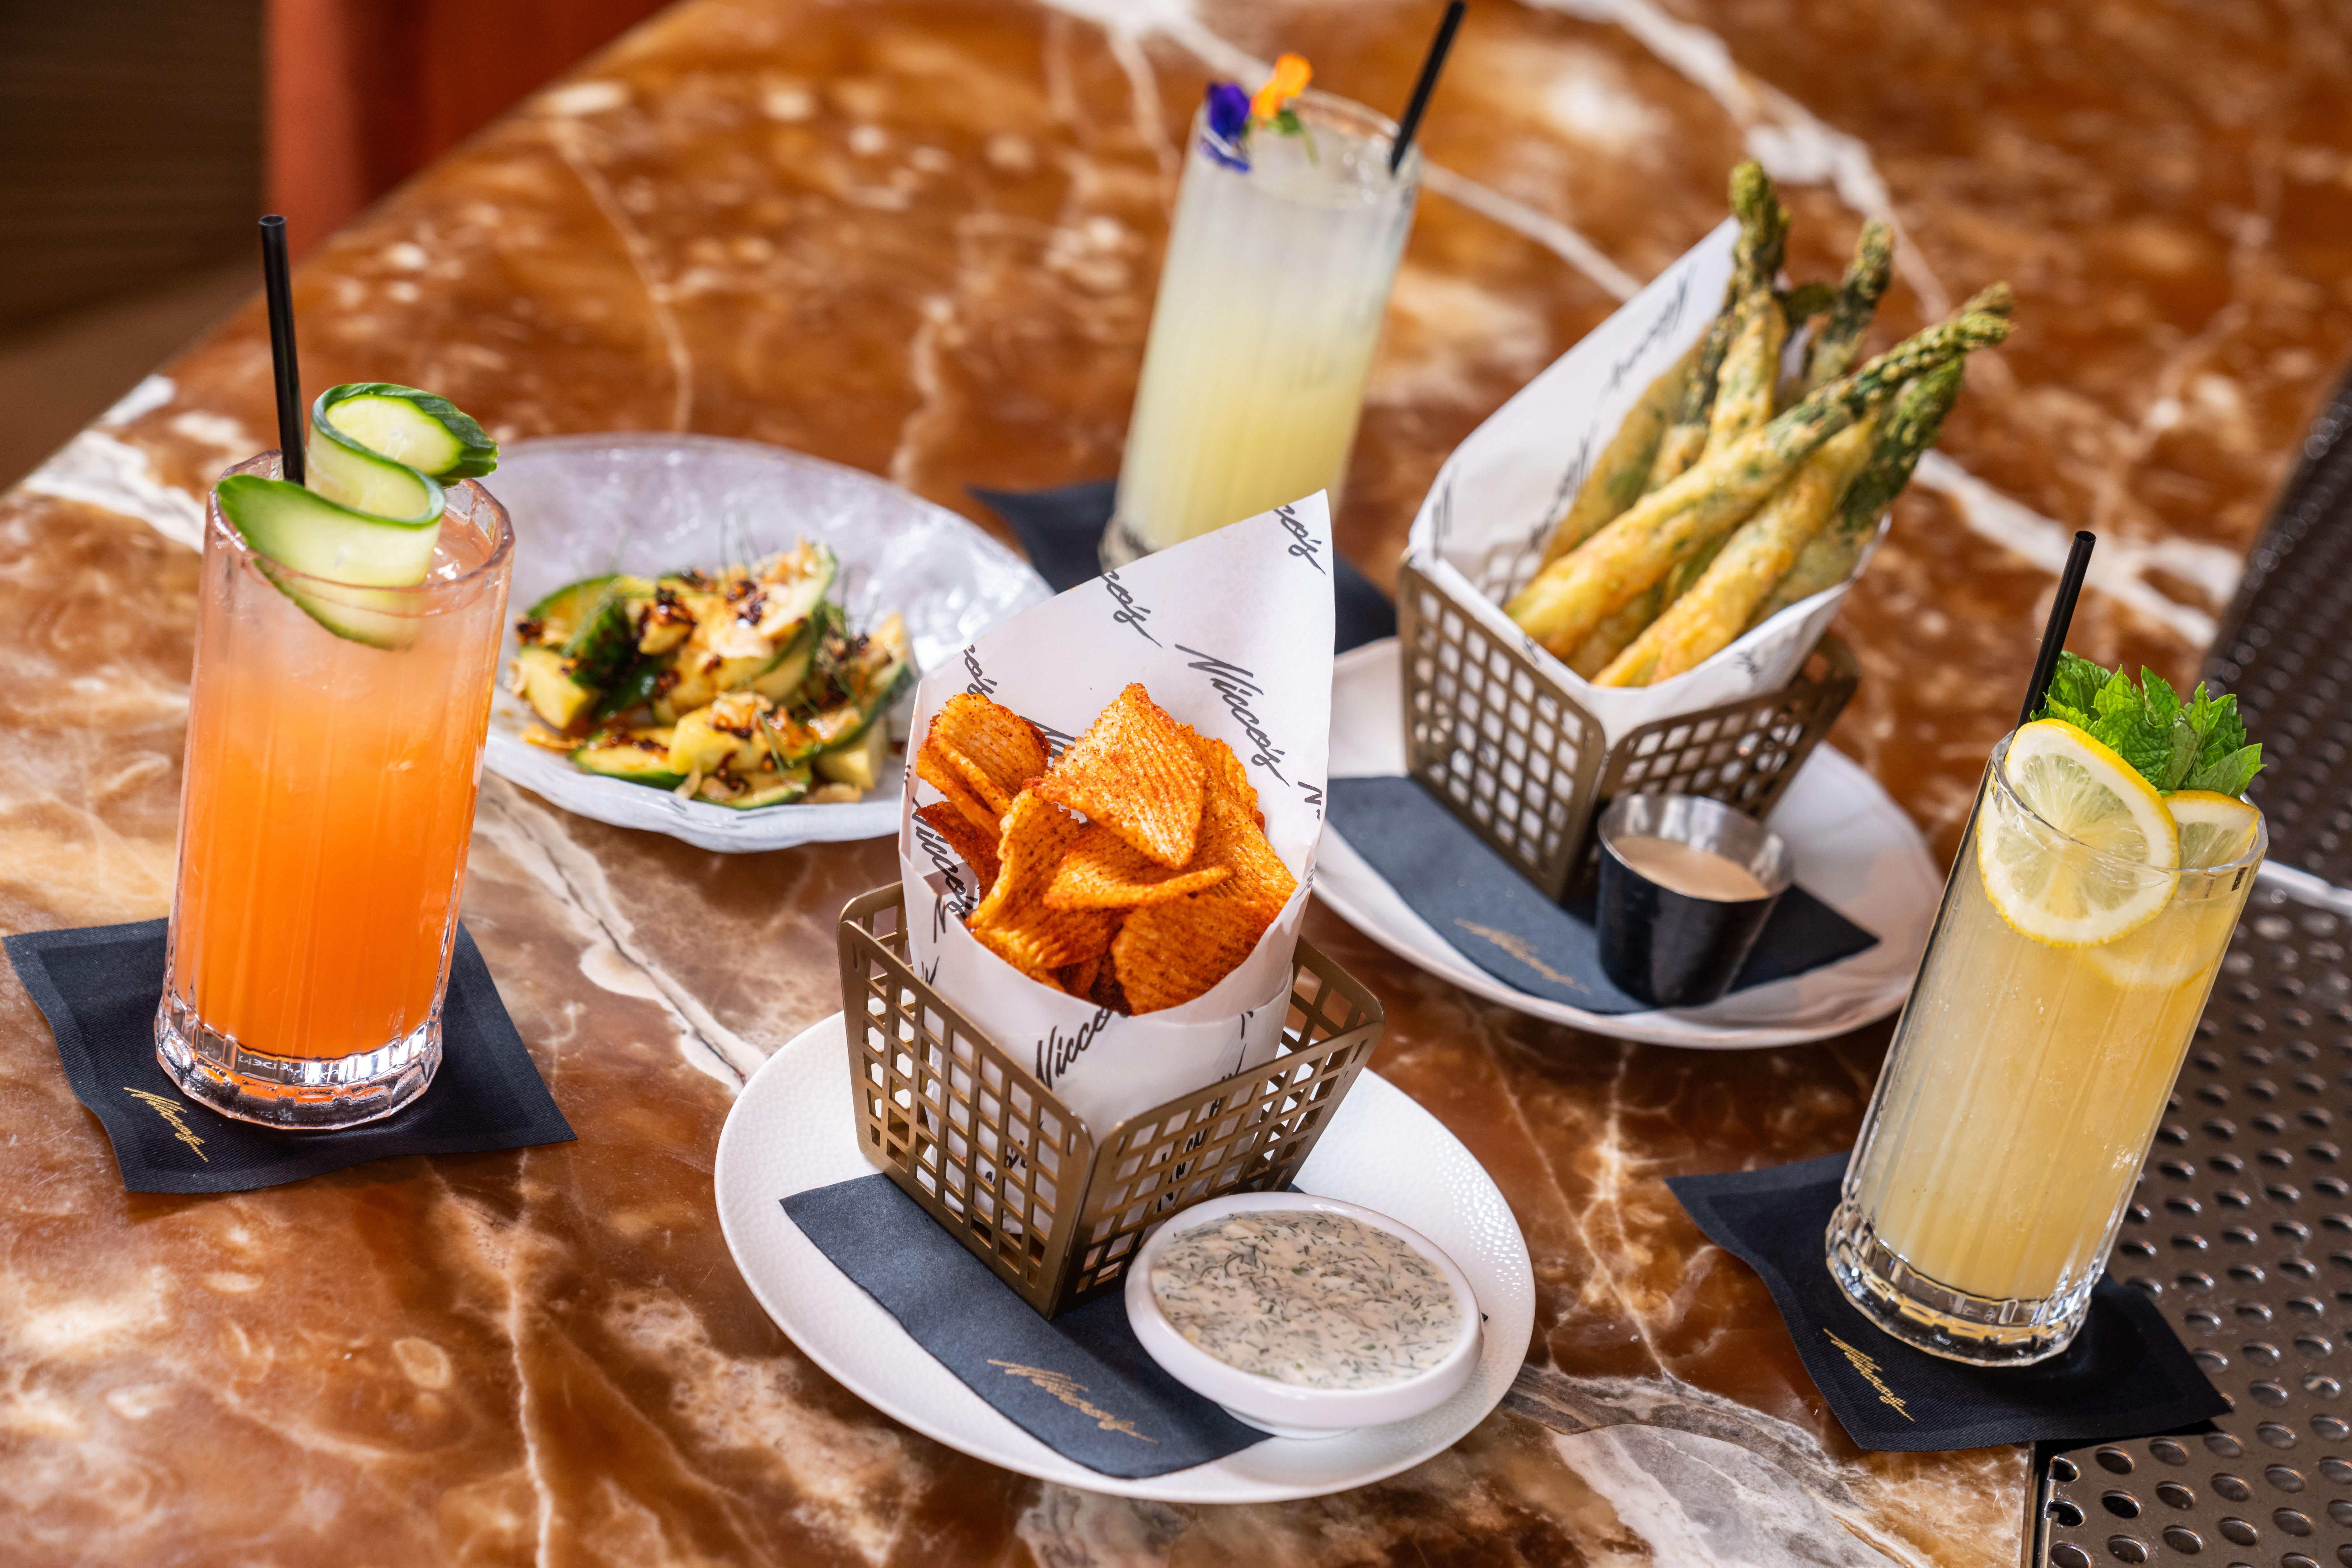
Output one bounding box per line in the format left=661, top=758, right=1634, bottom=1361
left=1102, top=59, right=1422, bottom=567
left=158, top=386, right=512, bottom=1129
left=1828, top=657, right=2266, bottom=1364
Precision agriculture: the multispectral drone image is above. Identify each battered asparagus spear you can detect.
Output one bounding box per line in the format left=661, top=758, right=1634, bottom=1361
left=1749, top=358, right=1966, bottom=625
left=1780, top=281, right=1836, bottom=326
left=1706, top=287, right=1788, bottom=454
left=1642, top=163, right=1788, bottom=493
left=1539, top=347, right=1694, bottom=568
left=1803, top=220, right=1895, bottom=393
left=1502, top=307, right=2010, bottom=659
left=1595, top=419, right=1881, bottom=687
left=1571, top=529, right=1730, bottom=674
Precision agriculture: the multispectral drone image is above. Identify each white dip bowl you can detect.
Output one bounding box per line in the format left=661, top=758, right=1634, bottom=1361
left=1123, top=1192, right=1484, bottom=1439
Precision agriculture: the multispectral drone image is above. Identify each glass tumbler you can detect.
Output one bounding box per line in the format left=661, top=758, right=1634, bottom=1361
left=1102, top=89, right=1423, bottom=568
left=1826, top=732, right=2265, bottom=1364
left=156, top=452, right=514, bottom=1129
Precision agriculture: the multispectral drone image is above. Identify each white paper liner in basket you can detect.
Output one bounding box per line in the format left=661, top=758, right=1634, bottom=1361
left=895, top=499, right=1335, bottom=1159
left=1406, top=219, right=1887, bottom=748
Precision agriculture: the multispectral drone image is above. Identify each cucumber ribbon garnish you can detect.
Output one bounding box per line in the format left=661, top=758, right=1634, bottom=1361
left=213, top=384, right=499, bottom=647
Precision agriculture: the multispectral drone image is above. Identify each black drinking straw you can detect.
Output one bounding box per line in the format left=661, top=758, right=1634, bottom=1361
left=2016, top=530, right=2097, bottom=728
left=1390, top=0, right=1467, bottom=175
left=260, top=215, right=306, bottom=485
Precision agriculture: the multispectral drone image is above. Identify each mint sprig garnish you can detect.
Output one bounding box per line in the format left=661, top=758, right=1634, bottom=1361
left=2032, top=651, right=2263, bottom=798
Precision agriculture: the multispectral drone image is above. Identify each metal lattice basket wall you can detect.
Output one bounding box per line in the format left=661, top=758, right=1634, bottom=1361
left=836, top=885, right=1386, bottom=1319
left=1396, top=556, right=1859, bottom=903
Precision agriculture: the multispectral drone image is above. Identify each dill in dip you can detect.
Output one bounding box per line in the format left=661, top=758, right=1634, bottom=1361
left=1150, top=1210, right=1463, bottom=1388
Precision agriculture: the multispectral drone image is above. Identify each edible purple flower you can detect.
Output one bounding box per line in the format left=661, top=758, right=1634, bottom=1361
left=1201, top=80, right=1252, bottom=171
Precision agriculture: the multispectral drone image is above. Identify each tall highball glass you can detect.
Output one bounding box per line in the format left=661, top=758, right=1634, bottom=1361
left=1826, top=732, right=2265, bottom=1364
left=156, top=452, right=514, bottom=1129
left=1102, top=90, right=1423, bottom=568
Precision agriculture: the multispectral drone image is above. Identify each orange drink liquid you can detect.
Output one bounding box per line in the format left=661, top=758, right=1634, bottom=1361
left=157, top=452, right=512, bottom=1128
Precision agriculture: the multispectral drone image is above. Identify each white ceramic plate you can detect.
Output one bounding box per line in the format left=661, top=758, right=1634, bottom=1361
left=1319, top=638, right=1941, bottom=1048
left=713, top=1013, right=1536, bottom=1503
left=482, top=434, right=1050, bottom=851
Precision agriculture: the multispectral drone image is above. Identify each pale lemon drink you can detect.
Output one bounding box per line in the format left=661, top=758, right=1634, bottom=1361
left=1102, top=61, right=1421, bottom=567
left=1828, top=657, right=2266, bottom=1364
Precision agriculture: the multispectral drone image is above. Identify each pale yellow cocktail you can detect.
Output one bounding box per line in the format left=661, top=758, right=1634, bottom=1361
left=1830, top=702, right=2264, bottom=1364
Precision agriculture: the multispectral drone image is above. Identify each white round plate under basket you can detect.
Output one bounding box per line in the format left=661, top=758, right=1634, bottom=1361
left=482, top=433, right=1051, bottom=852
left=1319, top=638, right=1941, bottom=1049
left=712, top=1013, right=1536, bottom=1503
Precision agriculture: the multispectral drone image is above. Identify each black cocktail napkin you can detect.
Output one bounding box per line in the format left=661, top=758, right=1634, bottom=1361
left=1668, top=1154, right=2226, bottom=1452
left=1327, top=775, right=1876, bottom=1013
left=3, top=919, right=574, bottom=1195
left=970, top=478, right=1398, bottom=654
left=785, top=1172, right=1263, bottom=1478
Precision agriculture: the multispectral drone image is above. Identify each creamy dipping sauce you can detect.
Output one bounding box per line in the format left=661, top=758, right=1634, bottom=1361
left=1610, top=833, right=1770, bottom=901
left=1149, top=1210, right=1463, bottom=1389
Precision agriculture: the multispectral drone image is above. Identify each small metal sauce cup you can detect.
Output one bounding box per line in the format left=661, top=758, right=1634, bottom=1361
left=1596, top=794, right=1793, bottom=1009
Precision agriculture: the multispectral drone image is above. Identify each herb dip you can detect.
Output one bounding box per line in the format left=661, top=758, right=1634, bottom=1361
left=1149, top=1210, right=1463, bottom=1389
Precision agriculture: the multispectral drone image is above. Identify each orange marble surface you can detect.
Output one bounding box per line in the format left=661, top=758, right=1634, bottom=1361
left=2, top=2, right=2345, bottom=1563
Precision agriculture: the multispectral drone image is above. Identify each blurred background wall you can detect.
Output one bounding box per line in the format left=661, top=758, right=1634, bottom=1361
left=0, top=0, right=668, bottom=488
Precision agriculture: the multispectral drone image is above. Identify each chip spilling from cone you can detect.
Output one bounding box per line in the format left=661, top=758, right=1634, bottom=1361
left=913, top=683, right=1298, bottom=1014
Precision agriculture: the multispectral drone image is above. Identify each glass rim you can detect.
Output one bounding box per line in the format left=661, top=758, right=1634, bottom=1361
left=1189, top=86, right=1423, bottom=188
left=1987, top=730, right=2268, bottom=884
left=210, top=449, right=515, bottom=603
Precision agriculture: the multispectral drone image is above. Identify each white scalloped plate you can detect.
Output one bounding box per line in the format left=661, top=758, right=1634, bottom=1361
left=712, top=1013, right=1535, bottom=1503
left=482, top=434, right=1050, bottom=851
left=1318, top=637, right=1940, bottom=1048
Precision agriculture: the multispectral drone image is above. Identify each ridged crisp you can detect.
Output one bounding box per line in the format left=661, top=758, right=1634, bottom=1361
left=968, top=791, right=1119, bottom=981
left=1044, top=824, right=1230, bottom=911
left=1029, top=683, right=1205, bottom=868
left=1109, top=731, right=1297, bottom=1014
left=915, top=801, right=1000, bottom=889
left=924, top=693, right=1048, bottom=813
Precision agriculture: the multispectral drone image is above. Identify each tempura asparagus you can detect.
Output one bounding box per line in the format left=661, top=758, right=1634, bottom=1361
left=1642, top=163, right=1787, bottom=493
left=1595, top=419, right=1881, bottom=687
left=1503, top=307, right=2010, bottom=659
left=1748, top=357, right=1966, bottom=625
left=1803, top=220, right=1894, bottom=393
left=1540, top=347, right=1693, bottom=567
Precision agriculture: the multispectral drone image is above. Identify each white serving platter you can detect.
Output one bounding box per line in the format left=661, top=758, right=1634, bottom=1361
left=1318, top=637, right=1941, bottom=1048
left=482, top=433, right=1050, bottom=851
left=712, top=1013, right=1536, bottom=1503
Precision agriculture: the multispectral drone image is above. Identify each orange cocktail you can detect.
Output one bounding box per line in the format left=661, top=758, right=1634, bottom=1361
left=157, top=452, right=512, bottom=1128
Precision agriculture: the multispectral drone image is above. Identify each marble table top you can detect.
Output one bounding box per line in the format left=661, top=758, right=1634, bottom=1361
left=3, top=1, right=2341, bottom=1562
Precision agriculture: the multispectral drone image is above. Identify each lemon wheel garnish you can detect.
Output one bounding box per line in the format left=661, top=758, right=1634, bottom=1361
left=2166, top=789, right=2261, bottom=870
left=1977, top=719, right=2179, bottom=947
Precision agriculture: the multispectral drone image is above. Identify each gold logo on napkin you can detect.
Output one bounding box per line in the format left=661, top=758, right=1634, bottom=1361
left=123, top=1087, right=209, bottom=1163
left=1822, top=1330, right=1912, bottom=1421
left=986, top=1360, right=1155, bottom=1442
left=1452, top=920, right=1590, bottom=993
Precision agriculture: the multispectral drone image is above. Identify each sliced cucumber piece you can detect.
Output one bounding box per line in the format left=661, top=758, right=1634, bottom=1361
left=669, top=692, right=774, bottom=778
left=525, top=574, right=645, bottom=688
left=812, top=720, right=890, bottom=793
left=708, top=765, right=811, bottom=810
left=304, top=418, right=443, bottom=524
left=571, top=727, right=684, bottom=788
left=752, top=542, right=837, bottom=640
left=215, top=475, right=446, bottom=648
left=747, top=624, right=817, bottom=703
left=317, top=383, right=499, bottom=479
left=513, top=645, right=600, bottom=730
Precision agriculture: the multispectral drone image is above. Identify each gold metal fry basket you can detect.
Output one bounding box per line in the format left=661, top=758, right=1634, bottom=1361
left=1396, top=557, right=1859, bottom=903
left=837, top=885, right=1385, bottom=1319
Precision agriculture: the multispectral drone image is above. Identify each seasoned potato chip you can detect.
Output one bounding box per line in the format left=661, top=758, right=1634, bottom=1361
left=1056, top=953, right=1103, bottom=1001
left=969, top=791, right=1120, bottom=981
left=915, top=801, right=1001, bottom=889
left=915, top=741, right=998, bottom=835
left=1044, top=825, right=1231, bottom=911
left=1109, top=731, right=1298, bottom=1013
left=926, top=694, right=1049, bottom=811
left=1031, top=683, right=1204, bottom=868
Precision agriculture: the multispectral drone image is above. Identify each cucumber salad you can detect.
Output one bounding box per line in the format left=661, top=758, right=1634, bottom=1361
left=509, top=543, right=913, bottom=810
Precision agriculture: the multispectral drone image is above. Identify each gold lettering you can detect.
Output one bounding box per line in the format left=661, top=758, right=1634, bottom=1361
left=986, top=1359, right=1156, bottom=1442
left=1822, top=1330, right=1912, bottom=1421
left=1452, top=921, right=1591, bottom=993
left=123, top=1087, right=209, bottom=1163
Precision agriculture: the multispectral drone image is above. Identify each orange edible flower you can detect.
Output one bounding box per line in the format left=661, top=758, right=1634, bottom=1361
left=1250, top=53, right=1312, bottom=120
